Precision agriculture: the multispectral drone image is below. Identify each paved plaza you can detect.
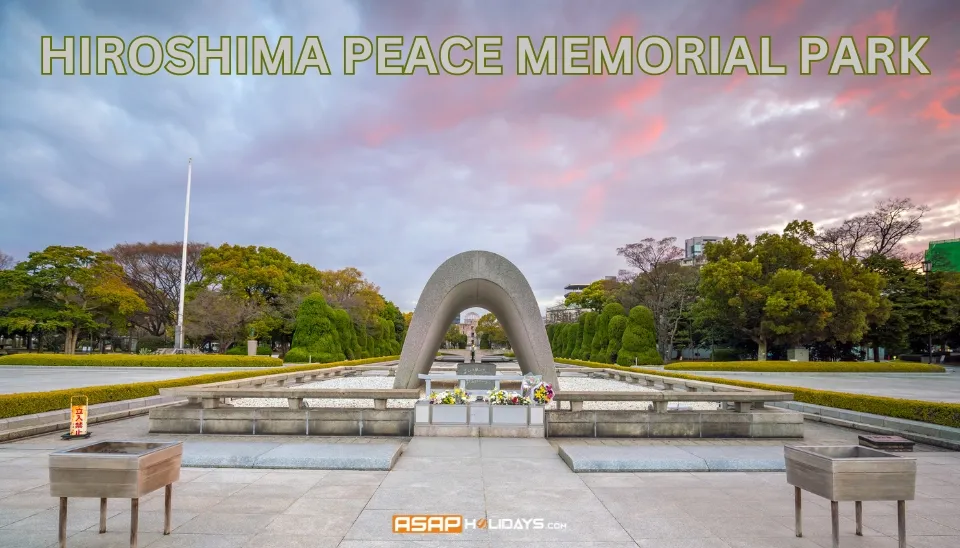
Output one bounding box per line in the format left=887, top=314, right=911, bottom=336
left=673, top=369, right=960, bottom=403
left=0, top=366, right=265, bottom=394
left=2, top=416, right=959, bottom=547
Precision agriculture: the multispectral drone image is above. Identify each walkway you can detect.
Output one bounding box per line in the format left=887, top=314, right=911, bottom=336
left=1, top=416, right=959, bottom=547
left=0, top=366, right=264, bottom=394
left=674, top=369, right=960, bottom=403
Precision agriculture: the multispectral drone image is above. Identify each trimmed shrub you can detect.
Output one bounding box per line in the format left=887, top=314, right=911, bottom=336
left=572, top=315, right=587, bottom=358
left=288, top=293, right=345, bottom=364
left=554, top=324, right=570, bottom=357
left=606, top=315, right=628, bottom=364
left=556, top=357, right=960, bottom=429
left=564, top=322, right=580, bottom=359
left=616, top=305, right=662, bottom=366
left=0, top=355, right=399, bottom=419
left=591, top=303, right=625, bottom=363
left=664, top=361, right=945, bottom=373
left=0, top=354, right=280, bottom=367
left=332, top=309, right=361, bottom=360
left=578, top=312, right=598, bottom=361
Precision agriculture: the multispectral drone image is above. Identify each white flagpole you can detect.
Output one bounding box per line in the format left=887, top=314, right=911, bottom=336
left=174, top=158, right=193, bottom=351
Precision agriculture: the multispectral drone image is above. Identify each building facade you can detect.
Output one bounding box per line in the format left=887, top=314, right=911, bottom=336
left=681, top=236, right=722, bottom=266
left=927, top=238, right=960, bottom=272
left=455, top=311, right=480, bottom=337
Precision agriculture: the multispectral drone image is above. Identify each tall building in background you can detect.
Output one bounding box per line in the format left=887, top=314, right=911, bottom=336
left=926, top=238, right=960, bottom=272
left=452, top=312, right=461, bottom=325
left=681, top=236, right=722, bottom=266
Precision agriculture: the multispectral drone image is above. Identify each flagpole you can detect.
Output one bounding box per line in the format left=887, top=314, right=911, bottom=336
left=174, top=158, right=193, bottom=352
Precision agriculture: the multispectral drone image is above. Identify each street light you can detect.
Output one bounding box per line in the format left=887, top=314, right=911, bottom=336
left=922, top=259, right=933, bottom=364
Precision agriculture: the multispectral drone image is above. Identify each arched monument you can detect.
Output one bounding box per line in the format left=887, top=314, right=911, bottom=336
left=393, top=250, right=558, bottom=390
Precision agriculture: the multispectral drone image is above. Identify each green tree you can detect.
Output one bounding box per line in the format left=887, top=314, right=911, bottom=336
left=696, top=224, right=835, bottom=360
left=591, top=303, right=625, bottom=363
left=564, top=279, right=616, bottom=311
left=578, top=311, right=598, bottom=360
left=616, top=305, right=662, bottom=366
left=812, top=254, right=889, bottom=357
left=607, top=315, right=628, bottom=363
left=445, top=324, right=468, bottom=349
left=184, top=289, right=259, bottom=352
left=286, top=293, right=345, bottom=363
left=1, top=246, right=146, bottom=353
left=199, top=244, right=310, bottom=349
left=477, top=313, right=509, bottom=348
left=200, top=244, right=304, bottom=304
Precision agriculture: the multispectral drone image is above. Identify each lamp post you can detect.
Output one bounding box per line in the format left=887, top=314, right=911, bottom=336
left=922, top=259, right=933, bottom=364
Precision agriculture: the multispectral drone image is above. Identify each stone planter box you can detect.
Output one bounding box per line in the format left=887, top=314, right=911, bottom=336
left=785, top=445, right=916, bottom=548
left=430, top=404, right=468, bottom=424
left=50, top=440, right=183, bottom=548
left=414, top=402, right=543, bottom=426
left=492, top=405, right=528, bottom=425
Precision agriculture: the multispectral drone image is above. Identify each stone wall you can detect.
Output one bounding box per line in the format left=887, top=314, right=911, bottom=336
left=150, top=404, right=802, bottom=439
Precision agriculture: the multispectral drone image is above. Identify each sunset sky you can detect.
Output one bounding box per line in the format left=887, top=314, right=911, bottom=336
left=1, top=0, right=958, bottom=312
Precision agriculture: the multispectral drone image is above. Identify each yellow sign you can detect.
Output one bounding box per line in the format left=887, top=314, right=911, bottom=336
left=70, top=395, right=88, bottom=436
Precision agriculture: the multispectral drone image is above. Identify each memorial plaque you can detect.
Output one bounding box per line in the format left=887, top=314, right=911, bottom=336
left=457, top=363, right=497, bottom=391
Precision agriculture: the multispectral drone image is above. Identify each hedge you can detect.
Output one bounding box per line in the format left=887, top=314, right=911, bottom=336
left=556, top=358, right=960, bottom=429
left=0, top=354, right=282, bottom=368
left=664, top=361, right=946, bottom=373
left=0, top=356, right=400, bottom=420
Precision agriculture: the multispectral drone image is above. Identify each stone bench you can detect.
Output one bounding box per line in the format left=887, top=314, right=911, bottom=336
left=168, top=388, right=420, bottom=410
left=554, top=389, right=792, bottom=413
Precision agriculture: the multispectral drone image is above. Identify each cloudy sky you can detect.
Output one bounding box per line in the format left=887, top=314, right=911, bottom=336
left=1, top=0, right=958, bottom=313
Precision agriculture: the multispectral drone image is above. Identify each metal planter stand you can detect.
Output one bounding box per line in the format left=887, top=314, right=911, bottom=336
left=49, top=441, right=183, bottom=548
left=785, top=445, right=916, bottom=548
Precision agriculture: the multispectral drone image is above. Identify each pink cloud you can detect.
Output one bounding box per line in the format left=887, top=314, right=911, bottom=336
left=746, top=0, right=804, bottom=28
left=613, top=116, right=666, bottom=158
left=920, top=85, right=960, bottom=129
left=577, top=184, right=607, bottom=233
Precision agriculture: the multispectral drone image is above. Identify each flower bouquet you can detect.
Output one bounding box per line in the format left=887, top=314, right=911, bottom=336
left=532, top=382, right=554, bottom=405
left=429, top=387, right=470, bottom=404
left=487, top=389, right=531, bottom=405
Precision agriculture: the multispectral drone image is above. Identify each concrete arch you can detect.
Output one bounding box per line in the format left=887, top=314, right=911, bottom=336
left=393, top=250, right=558, bottom=390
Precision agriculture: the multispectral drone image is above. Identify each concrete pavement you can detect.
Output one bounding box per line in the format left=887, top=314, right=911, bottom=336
left=673, top=368, right=960, bottom=403
left=2, top=416, right=959, bottom=547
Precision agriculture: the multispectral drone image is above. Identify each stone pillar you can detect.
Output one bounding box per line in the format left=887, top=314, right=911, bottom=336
left=247, top=340, right=258, bottom=356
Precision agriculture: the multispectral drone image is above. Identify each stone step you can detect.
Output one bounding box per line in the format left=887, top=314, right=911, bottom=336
left=557, top=443, right=786, bottom=472
left=180, top=440, right=403, bottom=470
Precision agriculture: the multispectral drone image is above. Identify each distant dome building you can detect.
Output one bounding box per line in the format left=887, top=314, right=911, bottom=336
left=456, top=311, right=481, bottom=338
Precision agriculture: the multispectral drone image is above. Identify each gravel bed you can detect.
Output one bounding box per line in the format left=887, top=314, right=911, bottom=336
left=229, top=375, right=719, bottom=411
